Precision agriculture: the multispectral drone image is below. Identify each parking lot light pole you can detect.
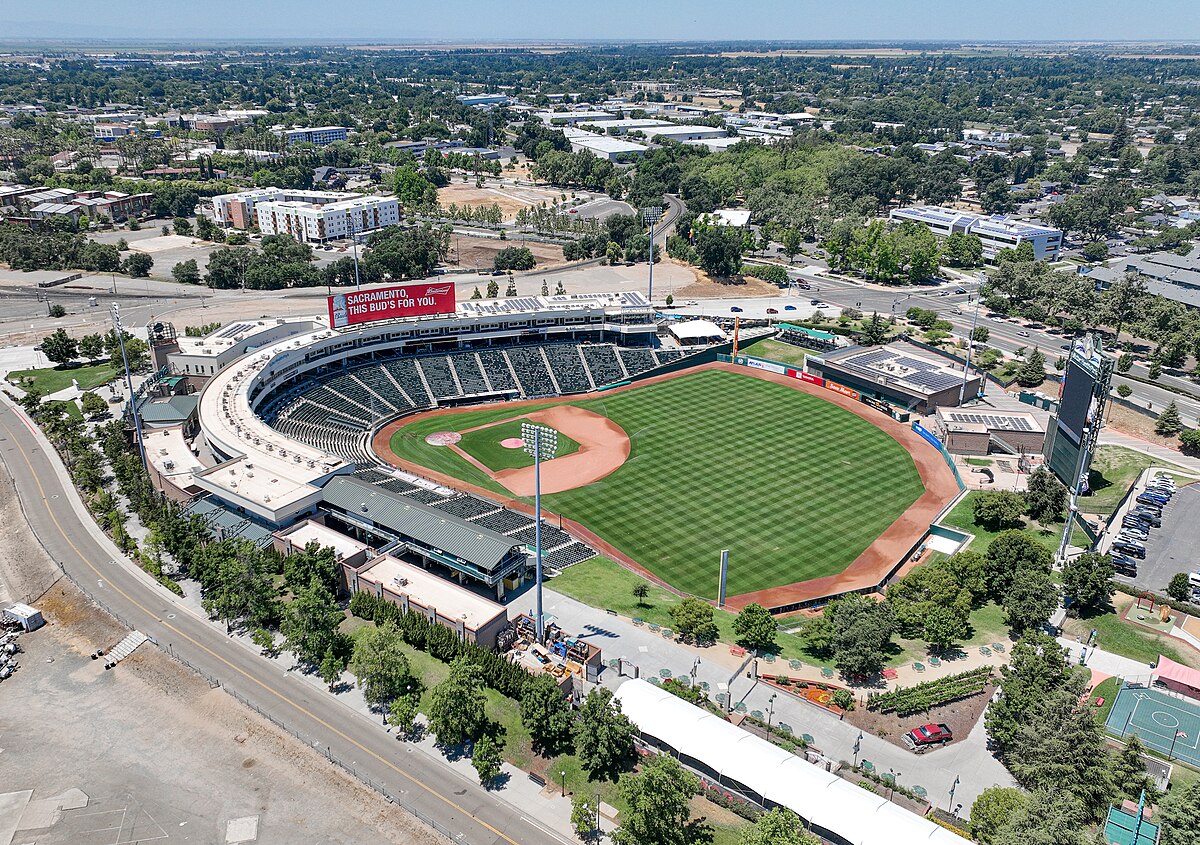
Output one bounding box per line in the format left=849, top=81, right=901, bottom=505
left=642, top=206, right=662, bottom=305
left=522, top=423, right=557, bottom=644
left=767, top=693, right=777, bottom=728
left=947, top=775, right=959, bottom=811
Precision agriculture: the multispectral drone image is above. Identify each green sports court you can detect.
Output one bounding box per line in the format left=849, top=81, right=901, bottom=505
left=1106, top=684, right=1200, bottom=768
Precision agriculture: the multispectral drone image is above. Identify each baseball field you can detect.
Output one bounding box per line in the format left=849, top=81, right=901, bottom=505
left=380, top=368, right=927, bottom=600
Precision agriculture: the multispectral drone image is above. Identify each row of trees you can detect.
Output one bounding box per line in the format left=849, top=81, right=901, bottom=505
left=37, top=326, right=149, bottom=370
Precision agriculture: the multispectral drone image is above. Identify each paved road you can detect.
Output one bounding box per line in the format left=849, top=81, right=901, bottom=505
left=0, top=397, right=565, bottom=845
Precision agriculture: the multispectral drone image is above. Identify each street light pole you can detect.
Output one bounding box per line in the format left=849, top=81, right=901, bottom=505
left=643, top=206, right=663, bottom=305
left=959, top=293, right=983, bottom=405
left=947, top=775, right=959, bottom=811
left=523, top=422, right=557, bottom=644
left=111, top=302, right=147, bottom=473
left=767, top=693, right=777, bottom=728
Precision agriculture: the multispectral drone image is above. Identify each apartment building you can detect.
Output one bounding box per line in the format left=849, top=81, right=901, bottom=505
left=255, top=195, right=400, bottom=243
left=276, top=126, right=349, bottom=146
left=889, top=205, right=1063, bottom=261
left=211, top=188, right=347, bottom=228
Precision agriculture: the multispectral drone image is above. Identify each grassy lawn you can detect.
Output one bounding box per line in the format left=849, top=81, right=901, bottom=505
left=738, top=337, right=810, bottom=367
left=6, top=362, right=118, bottom=394
left=456, top=418, right=579, bottom=472
left=1081, top=445, right=1193, bottom=517
left=1091, top=676, right=1121, bottom=726
left=940, top=491, right=1087, bottom=554
left=1062, top=597, right=1195, bottom=669
left=885, top=600, right=1009, bottom=667
left=393, top=370, right=925, bottom=599
left=550, top=557, right=814, bottom=662
left=48, top=399, right=82, bottom=420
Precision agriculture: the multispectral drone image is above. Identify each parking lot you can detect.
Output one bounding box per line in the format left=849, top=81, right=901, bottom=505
left=1109, top=474, right=1198, bottom=595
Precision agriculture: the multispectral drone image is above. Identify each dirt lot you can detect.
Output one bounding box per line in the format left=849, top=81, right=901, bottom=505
left=843, top=685, right=996, bottom=753
left=0, top=583, right=441, bottom=845
left=669, top=261, right=782, bottom=299
left=438, top=180, right=563, bottom=222
left=448, top=234, right=566, bottom=273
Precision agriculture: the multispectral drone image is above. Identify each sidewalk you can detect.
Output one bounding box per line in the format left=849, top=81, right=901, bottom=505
left=1098, top=429, right=1200, bottom=475
left=1057, top=637, right=1156, bottom=685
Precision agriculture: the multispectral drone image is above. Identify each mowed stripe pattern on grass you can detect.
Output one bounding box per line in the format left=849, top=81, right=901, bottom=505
left=551, top=369, right=924, bottom=597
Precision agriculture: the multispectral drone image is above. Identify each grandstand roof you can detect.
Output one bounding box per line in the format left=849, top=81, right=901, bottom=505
left=615, top=680, right=964, bottom=845
left=274, top=519, right=370, bottom=561
left=322, top=477, right=522, bottom=573
left=357, top=553, right=507, bottom=632
left=821, top=343, right=972, bottom=397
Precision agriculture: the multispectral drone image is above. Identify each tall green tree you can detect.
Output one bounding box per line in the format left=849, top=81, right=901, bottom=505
left=738, top=808, right=819, bottom=845
left=1159, top=778, right=1200, bottom=845
left=992, top=789, right=1088, bottom=845
left=283, top=541, right=340, bottom=594
left=1014, top=348, right=1047, bottom=387
left=970, top=787, right=1029, bottom=845
left=576, top=687, right=636, bottom=780
left=279, top=576, right=343, bottom=666
left=733, top=603, right=777, bottom=652
left=1111, top=734, right=1157, bottom=804
left=40, top=327, right=78, bottom=365
left=520, top=673, right=575, bottom=756
left=1002, top=569, right=1059, bottom=637
left=428, top=657, right=488, bottom=746
left=348, top=620, right=416, bottom=707
left=859, top=312, right=889, bottom=346
left=1061, top=552, right=1115, bottom=612
left=613, top=753, right=706, bottom=845
left=669, top=597, right=719, bottom=644
left=471, top=733, right=505, bottom=786
left=1025, top=467, right=1067, bottom=524
left=1156, top=401, right=1183, bottom=435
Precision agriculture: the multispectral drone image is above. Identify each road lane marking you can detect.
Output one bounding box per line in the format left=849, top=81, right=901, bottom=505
left=0, top=411, right=528, bottom=845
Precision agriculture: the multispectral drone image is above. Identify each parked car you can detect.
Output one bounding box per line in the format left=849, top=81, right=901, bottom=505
left=904, top=723, right=953, bottom=752
left=1137, top=494, right=1167, bottom=507
left=1131, top=511, right=1162, bottom=527
left=1111, top=541, right=1146, bottom=559
left=784, top=305, right=797, bottom=311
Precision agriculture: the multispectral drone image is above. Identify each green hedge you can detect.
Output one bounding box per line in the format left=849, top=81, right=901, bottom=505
left=866, top=666, right=993, bottom=716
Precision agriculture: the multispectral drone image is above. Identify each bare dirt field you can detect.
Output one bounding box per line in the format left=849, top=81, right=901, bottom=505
left=448, top=234, right=566, bottom=273
left=671, top=262, right=786, bottom=299
left=438, top=181, right=563, bottom=222
left=0, top=582, right=441, bottom=845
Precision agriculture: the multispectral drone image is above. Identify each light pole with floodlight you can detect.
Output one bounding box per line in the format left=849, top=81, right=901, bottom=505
left=522, top=422, right=557, bottom=643
left=642, top=206, right=662, bottom=305
left=111, top=303, right=147, bottom=472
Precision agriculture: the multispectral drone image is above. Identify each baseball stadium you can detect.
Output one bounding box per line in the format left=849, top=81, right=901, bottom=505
left=168, top=285, right=958, bottom=614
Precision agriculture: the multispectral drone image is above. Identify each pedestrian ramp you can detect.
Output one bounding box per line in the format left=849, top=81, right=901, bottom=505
left=104, top=631, right=148, bottom=668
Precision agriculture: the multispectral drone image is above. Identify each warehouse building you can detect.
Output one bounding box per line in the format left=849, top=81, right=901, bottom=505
left=807, top=343, right=982, bottom=413
left=562, top=129, right=648, bottom=161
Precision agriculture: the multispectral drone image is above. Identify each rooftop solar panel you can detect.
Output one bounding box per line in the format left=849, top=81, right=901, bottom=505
left=849, top=349, right=895, bottom=367
left=904, top=371, right=962, bottom=392
left=894, top=357, right=941, bottom=371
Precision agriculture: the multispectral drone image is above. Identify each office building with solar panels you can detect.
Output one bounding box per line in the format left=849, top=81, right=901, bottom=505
left=934, top=408, right=1046, bottom=456
left=807, top=343, right=983, bottom=413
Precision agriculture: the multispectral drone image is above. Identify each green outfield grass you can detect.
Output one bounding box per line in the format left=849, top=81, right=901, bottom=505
left=455, top=418, right=579, bottom=472
left=390, top=369, right=925, bottom=598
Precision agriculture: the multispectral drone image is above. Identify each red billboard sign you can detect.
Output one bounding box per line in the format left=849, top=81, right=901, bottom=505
left=328, top=283, right=456, bottom=328
left=798, top=371, right=823, bottom=385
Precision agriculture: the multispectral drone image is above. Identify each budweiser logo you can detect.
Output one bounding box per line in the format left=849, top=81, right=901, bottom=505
left=424, top=285, right=453, bottom=295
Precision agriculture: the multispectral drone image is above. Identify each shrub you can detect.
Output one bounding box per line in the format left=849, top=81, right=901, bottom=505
left=741, top=263, right=788, bottom=284
left=866, top=667, right=992, bottom=716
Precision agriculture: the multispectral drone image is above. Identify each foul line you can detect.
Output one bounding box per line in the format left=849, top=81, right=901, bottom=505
left=0, top=411, right=523, bottom=845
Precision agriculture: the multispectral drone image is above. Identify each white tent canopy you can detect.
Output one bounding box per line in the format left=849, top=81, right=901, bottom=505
left=614, top=679, right=965, bottom=845
left=669, top=319, right=727, bottom=343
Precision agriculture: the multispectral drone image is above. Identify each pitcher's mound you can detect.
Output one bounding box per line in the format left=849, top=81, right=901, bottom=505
left=500, top=437, right=525, bottom=449
left=425, top=431, right=462, bottom=446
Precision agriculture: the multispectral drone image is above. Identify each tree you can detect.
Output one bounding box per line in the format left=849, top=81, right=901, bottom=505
left=733, top=603, right=777, bottom=652
left=984, top=530, right=1053, bottom=602
left=1061, top=552, right=1115, bottom=612
left=279, top=576, right=343, bottom=666
left=48, top=303, right=66, bottom=318
left=860, top=312, right=889, bottom=346
left=1117, top=384, right=1133, bottom=398
left=992, top=789, right=1087, bottom=845
left=693, top=224, right=744, bottom=278
left=1168, top=572, right=1193, bottom=603
left=972, top=326, right=990, bottom=344
left=393, top=166, right=439, bottom=210
left=172, top=258, right=201, bottom=285
left=1117, top=353, right=1133, bottom=373
left=1182, top=429, right=1200, bottom=457
left=612, top=753, right=704, bottom=845
left=1014, top=348, right=1047, bottom=387
left=486, top=279, right=499, bottom=298
left=520, top=673, right=575, bottom=756
left=970, top=787, right=1029, bottom=845
left=1111, top=734, right=1157, bottom=803
left=493, top=246, right=536, bottom=271
left=40, top=328, right=78, bottom=365
left=387, top=692, right=420, bottom=738
left=283, top=541, right=339, bottom=594
left=576, top=687, right=636, bottom=780
left=1003, top=569, right=1059, bottom=637
left=505, top=278, right=517, bottom=297
left=1102, top=272, right=1148, bottom=340
left=80, top=391, right=107, bottom=418
left=571, top=793, right=599, bottom=840
left=428, top=657, right=487, bottom=746
left=122, top=252, right=153, bottom=278
left=632, top=582, right=650, bottom=607
left=348, top=620, right=415, bottom=707
left=471, top=733, right=504, bottom=786
left=79, top=333, right=104, bottom=360
left=1082, top=241, right=1109, bottom=262
left=922, top=603, right=969, bottom=650
left=319, top=647, right=344, bottom=691
left=173, top=217, right=193, bottom=236
left=1149, top=360, right=1163, bottom=381
left=1025, top=466, right=1067, bottom=524
left=972, top=490, right=1027, bottom=531
left=1156, top=401, right=1183, bottom=435
left=669, top=597, right=719, bottom=643
left=1159, top=778, right=1200, bottom=845
left=825, top=593, right=896, bottom=678
left=738, top=807, right=819, bottom=845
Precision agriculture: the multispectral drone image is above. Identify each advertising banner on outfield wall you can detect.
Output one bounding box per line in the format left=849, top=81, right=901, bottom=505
left=744, top=356, right=787, bottom=375
left=797, top=371, right=822, bottom=385
left=824, top=380, right=860, bottom=400
left=328, top=283, right=456, bottom=328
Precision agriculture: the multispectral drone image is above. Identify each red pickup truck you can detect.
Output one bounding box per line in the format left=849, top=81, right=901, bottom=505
left=903, top=723, right=953, bottom=752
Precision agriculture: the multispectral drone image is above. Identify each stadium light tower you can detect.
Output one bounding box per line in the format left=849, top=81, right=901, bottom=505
left=642, top=206, right=663, bottom=305
left=958, top=293, right=983, bottom=405
left=522, top=422, right=557, bottom=643
left=110, top=303, right=147, bottom=472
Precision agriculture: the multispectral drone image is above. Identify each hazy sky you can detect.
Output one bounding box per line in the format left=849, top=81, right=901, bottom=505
left=3, top=0, right=1199, bottom=42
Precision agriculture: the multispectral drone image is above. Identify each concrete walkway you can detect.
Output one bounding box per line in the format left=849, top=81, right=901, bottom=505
left=1057, top=637, right=1157, bottom=686
left=1099, top=429, right=1200, bottom=475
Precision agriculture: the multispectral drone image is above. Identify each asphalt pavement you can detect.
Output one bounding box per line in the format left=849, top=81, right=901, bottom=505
left=0, top=395, right=566, bottom=845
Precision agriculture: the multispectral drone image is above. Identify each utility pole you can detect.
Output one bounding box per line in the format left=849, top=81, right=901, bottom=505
left=111, top=303, right=147, bottom=472
left=522, top=422, right=557, bottom=643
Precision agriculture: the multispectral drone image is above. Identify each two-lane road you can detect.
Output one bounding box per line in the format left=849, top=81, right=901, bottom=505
left=0, top=398, right=564, bottom=845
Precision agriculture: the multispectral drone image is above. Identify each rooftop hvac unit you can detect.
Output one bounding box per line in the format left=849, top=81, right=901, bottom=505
left=393, top=576, right=408, bottom=587
left=361, top=503, right=369, bottom=512
left=246, top=471, right=254, bottom=478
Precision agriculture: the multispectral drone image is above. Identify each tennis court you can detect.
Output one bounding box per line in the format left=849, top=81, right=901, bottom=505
left=1106, top=684, right=1200, bottom=767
